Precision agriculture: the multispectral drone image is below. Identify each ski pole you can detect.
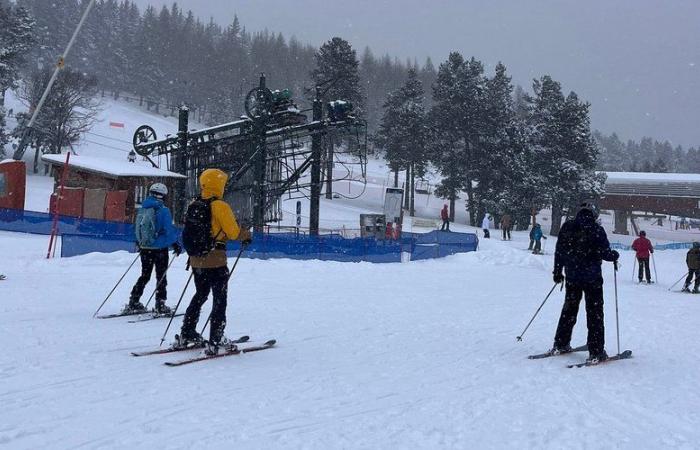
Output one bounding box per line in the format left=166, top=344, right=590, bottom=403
left=668, top=272, right=688, bottom=291
left=144, top=254, right=177, bottom=310
left=93, top=253, right=140, bottom=318
left=631, top=257, right=637, bottom=282
left=613, top=260, right=621, bottom=356
left=160, top=270, right=194, bottom=347
left=200, top=244, right=247, bottom=336
left=516, top=281, right=563, bottom=341
left=651, top=253, right=659, bottom=283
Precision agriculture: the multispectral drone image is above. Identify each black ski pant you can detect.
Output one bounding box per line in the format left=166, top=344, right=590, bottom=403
left=181, top=266, right=229, bottom=344
left=441, top=219, right=450, bottom=231
left=502, top=227, right=511, bottom=240
left=533, top=239, right=542, bottom=253
left=130, top=248, right=169, bottom=303
left=684, top=269, right=700, bottom=290
left=637, top=257, right=651, bottom=282
left=528, top=239, right=534, bottom=250
left=483, top=229, right=490, bottom=238
left=554, top=279, right=605, bottom=356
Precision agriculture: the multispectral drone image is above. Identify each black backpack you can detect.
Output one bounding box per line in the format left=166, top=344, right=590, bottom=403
left=182, top=197, right=215, bottom=257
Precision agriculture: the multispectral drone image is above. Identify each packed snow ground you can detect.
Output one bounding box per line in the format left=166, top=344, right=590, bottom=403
left=2, top=230, right=700, bottom=449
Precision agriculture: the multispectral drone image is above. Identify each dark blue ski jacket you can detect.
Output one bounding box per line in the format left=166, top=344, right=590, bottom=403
left=553, top=209, right=618, bottom=283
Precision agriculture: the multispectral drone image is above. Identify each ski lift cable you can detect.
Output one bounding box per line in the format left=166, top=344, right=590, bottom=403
left=12, top=0, right=97, bottom=160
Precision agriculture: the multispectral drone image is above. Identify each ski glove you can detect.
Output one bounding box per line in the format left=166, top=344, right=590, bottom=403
left=172, top=242, right=182, bottom=256
left=553, top=272, right=565, bottom=284
left=239, top=228, right=253, bottom=246
left=611, top=250, right=620, bottom=261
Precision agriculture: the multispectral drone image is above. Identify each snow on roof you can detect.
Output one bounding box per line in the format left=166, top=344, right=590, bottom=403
left=41, top=154, right=186, bottom=179
left=603, top=171, right=700, bottom=184
left=1, top=159, right=18, bottom=165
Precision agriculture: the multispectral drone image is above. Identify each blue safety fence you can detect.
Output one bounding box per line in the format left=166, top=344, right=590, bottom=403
left=1, top=208, right=478, bottom=262
left=0, top=208, right=133, bottom=237
left=611, top=241, right=693, bottom=251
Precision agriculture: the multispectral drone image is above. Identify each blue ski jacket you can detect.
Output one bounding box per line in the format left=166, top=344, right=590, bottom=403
left=137, top=196, right=179, bottom=249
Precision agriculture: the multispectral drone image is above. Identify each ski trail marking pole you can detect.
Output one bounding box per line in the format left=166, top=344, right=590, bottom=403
left=160, top=271, right=194, bottom=347
left=144, top=254, right=177, bottom=309
left=516, top=282, right=562, bottom=341
left=651, top=253, right=659, bottom=283
left=200, top=244, right=247, bottom=336
left=668, top=272, right=688, bottom=291
left=632, top=257, right=637, bottom=282
left=93, top=253, right=140, bottom=318
left=613, top=260, right=621, bottom=356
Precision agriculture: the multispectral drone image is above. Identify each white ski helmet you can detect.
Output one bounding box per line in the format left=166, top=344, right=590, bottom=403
left=149, top=182, right=168, bottom=198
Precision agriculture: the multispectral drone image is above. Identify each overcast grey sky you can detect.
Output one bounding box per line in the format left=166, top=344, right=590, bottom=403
left=133, top=0, right=700, bottom=147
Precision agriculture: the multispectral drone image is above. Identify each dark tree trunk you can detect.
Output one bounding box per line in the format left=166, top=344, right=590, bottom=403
left=550, top=204, right=564, bottom=236
left=33, top=146, right=40, bottom=174
left=465, top=178, right=476, bottom=226
left=404, top=167, right=410, bottom=210
left=409, top=162, right=415, bottom=217
left=393, top=169, right=399, bottom=188
left=449, top=195, right=456, bottom=222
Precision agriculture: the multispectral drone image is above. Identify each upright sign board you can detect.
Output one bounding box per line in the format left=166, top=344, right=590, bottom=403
left=383, top=188, right=404, bottom=238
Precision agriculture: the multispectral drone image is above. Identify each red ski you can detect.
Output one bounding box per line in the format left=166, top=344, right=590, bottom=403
left=164, top=339, right=276, bottom=367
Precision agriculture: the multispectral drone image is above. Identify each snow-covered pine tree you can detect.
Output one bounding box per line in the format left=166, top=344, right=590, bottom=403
left=374, top=68, right=428, bottom=216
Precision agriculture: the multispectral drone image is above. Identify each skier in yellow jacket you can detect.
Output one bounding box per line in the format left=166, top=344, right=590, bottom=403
left=178, top=169, right=252, bottom=353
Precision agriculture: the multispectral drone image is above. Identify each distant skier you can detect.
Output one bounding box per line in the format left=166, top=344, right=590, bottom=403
left=631, top=230, right=654, bottom=283
left=126, top=183, right=181, bottom=315
left=682, top=242, right=700, bottom=293
left=440, top=204, right=450, bottom=231
left=482, top=214, right=491, bottom=238
left=500, top=213, right=512, bottom=240
left=531, top=223, right=547, bottom=254
left=550, top=203, right=619, bottom=365
left=528, top=224, right=536, bottom=250
left=177, top=169, right=252, bottom=355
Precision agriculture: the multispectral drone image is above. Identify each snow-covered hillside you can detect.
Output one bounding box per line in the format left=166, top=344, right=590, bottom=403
left=1, top=228, right=699, bottom=449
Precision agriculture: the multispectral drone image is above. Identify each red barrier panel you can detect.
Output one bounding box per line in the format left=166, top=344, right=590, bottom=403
left=105, top=190, right=128, bottom=222
left=0, top=160, right=26, bottom=210
left=50, top=187, right=84, bottom=217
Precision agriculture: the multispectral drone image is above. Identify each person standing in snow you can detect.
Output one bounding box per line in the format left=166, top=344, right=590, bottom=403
left=440, top=204, right=450, bottom=231
left=178, top=169, right=252, bottom=355
left=500, top=213, right=512, bottom=240
left=550, top=203, right=619, bottom=365
left=482, top=214, right=491, bottom=238
left=531, top=224, right=547, bottom=254
left=682, top=242, right=700, bottom=293
left=127, top=183, right=181, bottom=315
left=631, top=230, right=654, bottom=283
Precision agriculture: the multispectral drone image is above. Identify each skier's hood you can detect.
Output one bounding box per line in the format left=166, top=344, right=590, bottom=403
left=141, top=196, right=163, bottom=209
left=200, top=168, right=228, bottom=200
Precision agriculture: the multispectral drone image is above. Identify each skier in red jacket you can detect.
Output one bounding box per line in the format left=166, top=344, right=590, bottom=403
left=440, top=204, right=450, bottom=231
left=631, top=230, right=654, bottom=283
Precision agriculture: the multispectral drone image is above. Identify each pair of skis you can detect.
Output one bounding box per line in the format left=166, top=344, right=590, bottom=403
left=528, top=345, right=633, bottom=368
left=132, top=335, right=276, bottom=366
left=96, top=311, right=184, bottom=322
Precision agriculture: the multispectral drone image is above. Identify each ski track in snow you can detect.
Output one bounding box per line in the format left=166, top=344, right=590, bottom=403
left=1, top=231, right=700, bottom=449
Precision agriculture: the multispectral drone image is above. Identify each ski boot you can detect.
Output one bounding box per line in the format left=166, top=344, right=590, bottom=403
left=173, top=330, right=204, bottom=349
left=681, top=286, right=691, bottom=293
left=155, top=299, right=172, bottom=316
left=549, top=344, right=573, bottom=356
left=122, top=300, right=147, bottom=314
left=693, top=288, right=700, bottom=294
left=205, top=336, right=238, bottom=356
left=586, top=350, right=608, bottom=365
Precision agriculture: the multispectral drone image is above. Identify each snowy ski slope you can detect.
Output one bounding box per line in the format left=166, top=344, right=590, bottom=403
left=1, top=229, right=699, bottom=449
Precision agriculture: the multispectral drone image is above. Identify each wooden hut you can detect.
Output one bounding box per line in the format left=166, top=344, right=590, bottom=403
left=42, top=153, right=186, bottom=222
